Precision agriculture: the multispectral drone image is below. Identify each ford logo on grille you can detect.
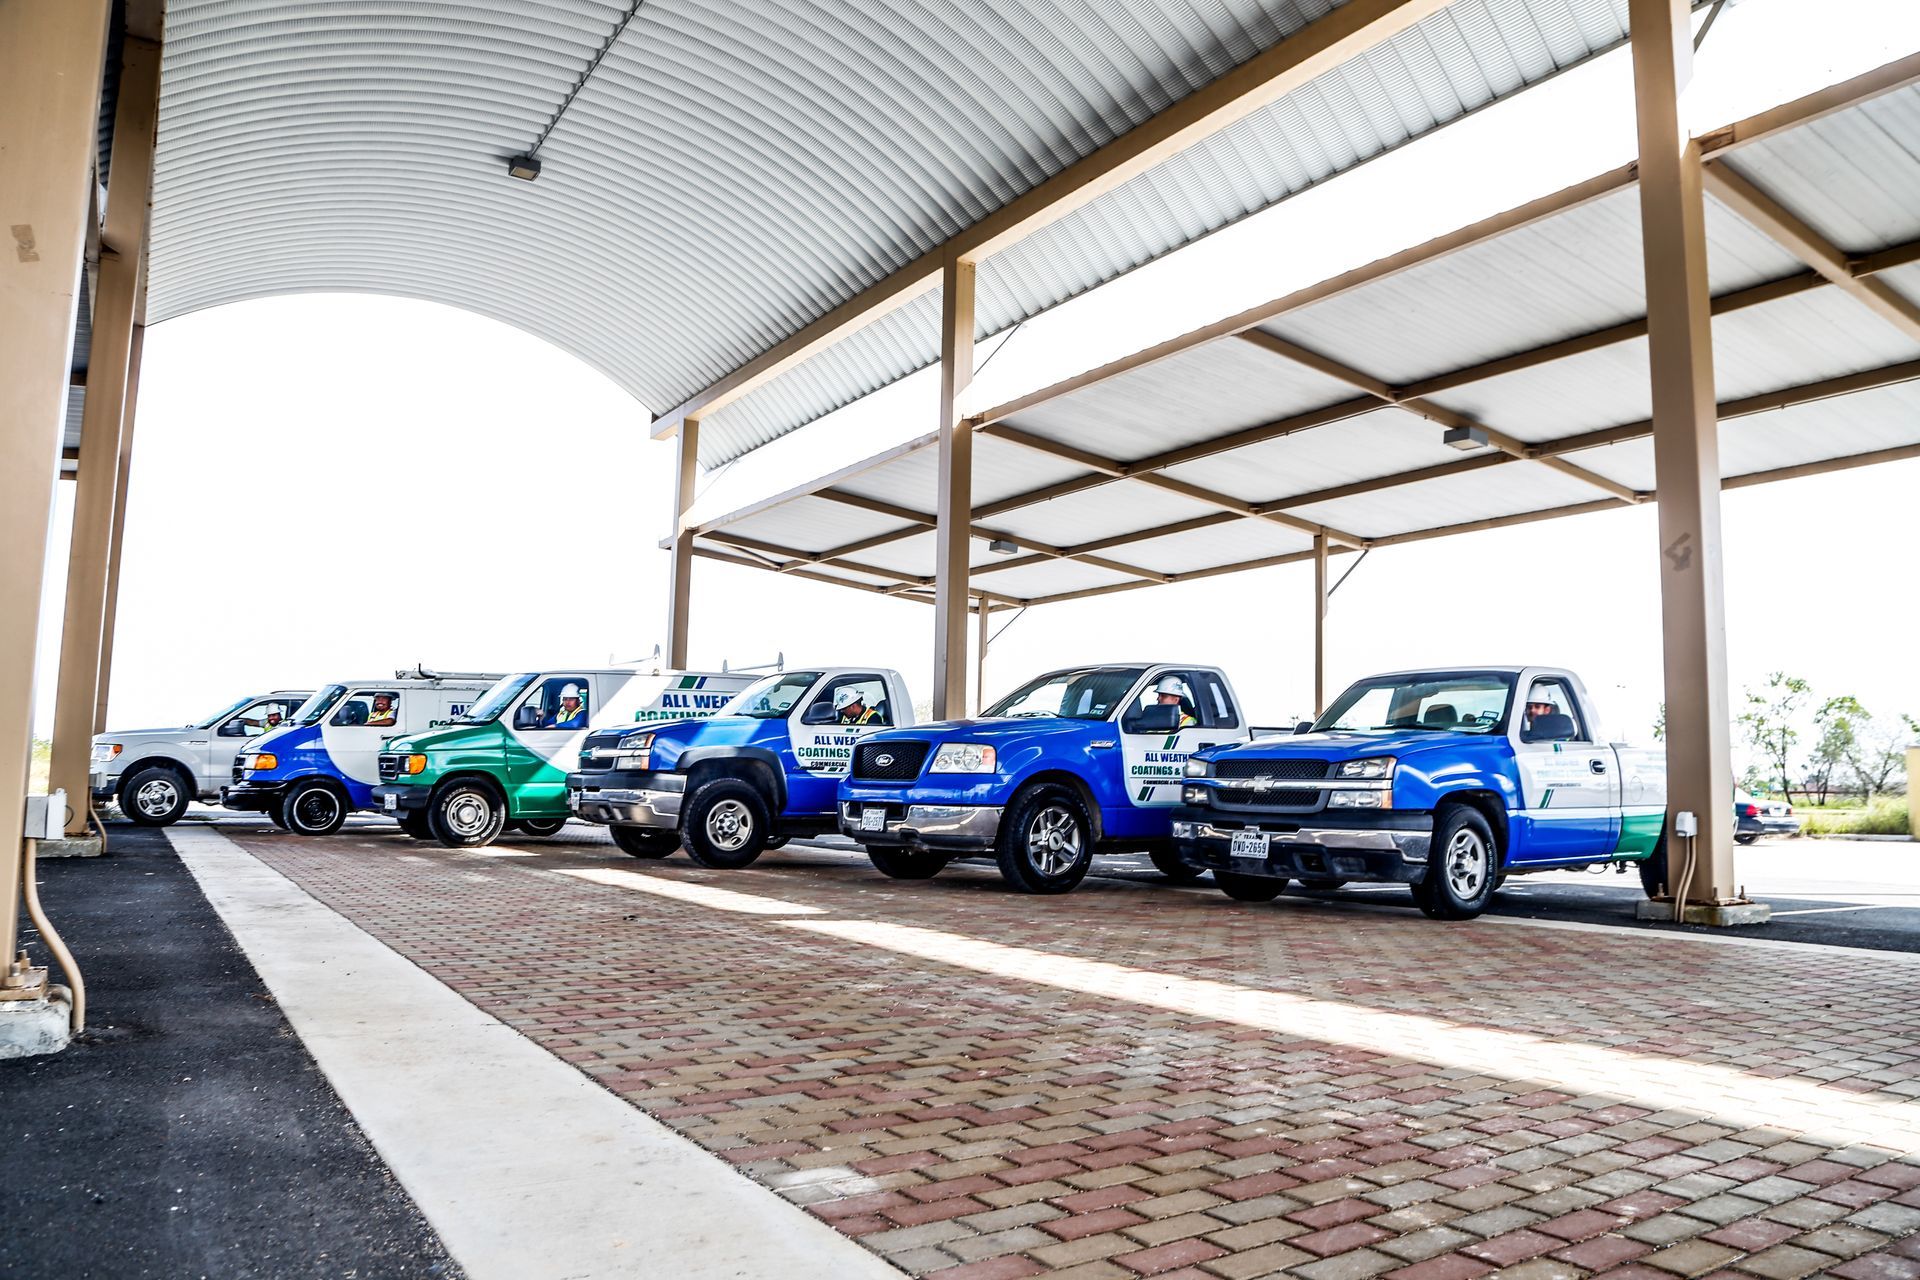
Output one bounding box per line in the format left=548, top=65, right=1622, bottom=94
left=875, top=753, right=894, bottom=768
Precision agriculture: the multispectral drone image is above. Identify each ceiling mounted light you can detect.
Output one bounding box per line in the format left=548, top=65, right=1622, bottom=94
left=987, top=539, right=1019, bottom=556
left=1442, top=425, right=1490, bottom=451
left=506, top=154, right=542, bottom=181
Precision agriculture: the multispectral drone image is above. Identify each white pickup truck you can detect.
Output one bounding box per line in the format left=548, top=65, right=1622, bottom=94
left=90, top=690, right=311, bottom=825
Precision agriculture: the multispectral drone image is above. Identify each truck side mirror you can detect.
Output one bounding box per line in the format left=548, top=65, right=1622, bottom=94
left=218, top=719, right=247, bottom=738
left=799, top=702, right=837, bottom=726
left=1293, top=721, right=1314, bottom=735
left=513, top=704, right=543, bottom=730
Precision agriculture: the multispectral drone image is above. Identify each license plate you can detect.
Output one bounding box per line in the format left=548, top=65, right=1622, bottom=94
left=569, top=789, right=581, bottom=809
left=382, top=793, right=397, bottom=812
left=859, top=807, right=886, bottom=832
left=1229, top=829, right=1270, bottom=860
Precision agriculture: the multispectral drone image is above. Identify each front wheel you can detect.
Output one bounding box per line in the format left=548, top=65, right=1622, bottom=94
left=681, top=779, right=772, bottom=869
left=283, top=779, right=349, bottom=836
left=1149, top=848, right=1204, bottom=883
left=1216, top=871, right=1284, bottom=902
left=865, top=846, right=949, bottom=880
left=514, top=817, right=567, bottom=838
left=611, top=825, right=677, bottom=859
left=121, top=765, right=192, bottom=826
left=995, top=787, right=1094, bottom=894
left=1413, top=807, right=1498, bottom=920
left=1638, top=836, right=1668, bottom=899
left=430, top=780, right=506, bottom=848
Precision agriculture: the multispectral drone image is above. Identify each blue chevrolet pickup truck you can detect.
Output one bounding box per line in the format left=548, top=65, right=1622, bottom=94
left=566, top=667, right=914, bottom=867
left=1172, top=666, right=1667, bottom=919
left=839, top=664, right=1254, bottom=893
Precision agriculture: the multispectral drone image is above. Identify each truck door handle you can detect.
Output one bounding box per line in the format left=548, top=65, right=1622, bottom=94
left=1589, top=758, right=1608, bottom=775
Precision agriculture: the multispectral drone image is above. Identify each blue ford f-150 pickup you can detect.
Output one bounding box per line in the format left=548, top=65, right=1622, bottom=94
left=839, top=664, right=1254, bottom=893
left=1172, top=666, right=1667, bottom=919
left=566, top=667, right=914, bottom=867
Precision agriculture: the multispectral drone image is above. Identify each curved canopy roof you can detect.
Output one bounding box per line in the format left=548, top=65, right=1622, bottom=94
left=142, top=0, right=1653, bottom=466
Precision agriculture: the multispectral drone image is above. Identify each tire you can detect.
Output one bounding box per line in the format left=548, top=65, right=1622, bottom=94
left=1734, top=833, right=1759, bottom=846
left=515, top=817, right=567, bottom=838
left=995, top=786, right=1094, bottom=895
left=1290, top=878, right=1349, bottom=892
left=611, top=825, right=677, bottom=859
left=1215, top=871, right=1284, bottom=902
left=398, top=810, right=433, bottom=840
left=282, top=779, right=349, bottom=836
left=865, top=846, right=949, bottom=880
left=430, top=779, right=506, bottom=848
left=1415, top=806, right=1500, bottom=920
left=681, top=779, right=772, bottom=869
left=1149, top=848, right=1204, bottom=884
left=1638, top=836, right=1668, bottom=899
left=120, top=764, right=192, bottom=827
left=268, top=798, right=292, bottom=831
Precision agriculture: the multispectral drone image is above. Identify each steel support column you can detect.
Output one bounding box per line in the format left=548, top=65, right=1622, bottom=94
left=974, top=601, right=990, bottom=716
left=1629, top=0, right=1746, bottom=911
left=1312, top=533, right=1328, bottom=715
left=931, top=257, right=976, bottom=719
left=1, top=0, right=112, bottom=980
left=666, top=417, right=701, bottom=669
left=95, top=324, right=147, bottom=734
left=48, top=34, right=163, bottom=836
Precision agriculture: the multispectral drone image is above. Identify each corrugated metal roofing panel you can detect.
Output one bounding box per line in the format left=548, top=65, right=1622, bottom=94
left=985, top=481, right=1217, bottom=547
left=968, top=556, right=1143, bottom=600
left=1158, top=405, right=1462, bottom=502
left=146, top=0, right=1657, bottom=468
left=1119, top=517, right=1314, bottom=575
left=1000, top=339, right=1356, bottom=464
left=1719, top=83, right=1920, bottom=254
left=831, top=435, right=1084, bottom=511
left=1259, top=187, right=1800, bottom=386
left=719, top=496, right=921, bottom=557
left=1282, top=457, right=1603, bottom=537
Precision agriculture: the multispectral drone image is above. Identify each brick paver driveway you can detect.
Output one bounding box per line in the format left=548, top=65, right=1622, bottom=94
left=226, top=826, right=1920, bottom=1280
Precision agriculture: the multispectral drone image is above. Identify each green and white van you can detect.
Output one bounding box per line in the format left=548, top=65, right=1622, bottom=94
left=370, top=667, right=753, bottom=847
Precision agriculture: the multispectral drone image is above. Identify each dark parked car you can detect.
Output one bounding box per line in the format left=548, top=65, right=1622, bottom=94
left=1736, top=792, right=1799, bottom=844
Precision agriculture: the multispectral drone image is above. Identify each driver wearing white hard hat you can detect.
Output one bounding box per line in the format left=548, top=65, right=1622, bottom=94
left=833, top=685, right=878, bottom=726
left=1153, top=675, right=1197, bottom=729
left=545, top=682, right=588, bottom=729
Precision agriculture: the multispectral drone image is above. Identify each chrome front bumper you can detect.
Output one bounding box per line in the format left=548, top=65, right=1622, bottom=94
left=569, top=785, right=683, bottom=829
left=838, top=801, right=1001, bottom=851
left=1173, top=820, right=1415, bottom=854
left=1173, top=819, right=1431, bottom=884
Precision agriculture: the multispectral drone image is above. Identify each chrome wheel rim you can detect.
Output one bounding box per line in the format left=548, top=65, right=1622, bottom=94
left=706, top=798, right=753, bottom=852
left=1444, top=828, right=1488, bottom=898
left=294, top=789, right=340, bottom=831
left=444, top=791, right=493, bottom=838
left=134, top=778, right=179, bottom=818
left=1025, top=805, right=1084, bottom=877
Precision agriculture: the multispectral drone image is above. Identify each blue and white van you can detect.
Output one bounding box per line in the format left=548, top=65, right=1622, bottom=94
left=223, top=670, right=502, bottom=835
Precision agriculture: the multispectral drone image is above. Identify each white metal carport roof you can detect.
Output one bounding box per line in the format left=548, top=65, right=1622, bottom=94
left=686, top=55, right=1920, bottom=609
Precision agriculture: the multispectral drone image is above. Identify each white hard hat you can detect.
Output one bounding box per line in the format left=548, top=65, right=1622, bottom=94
left=833, top=686, right=864, bottom=710
left=559, top=683, right=581, bottom=701
left=1154, top=675, right=1188, bottom=697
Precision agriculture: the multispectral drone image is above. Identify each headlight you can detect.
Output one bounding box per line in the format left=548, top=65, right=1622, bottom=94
left=1182, top=786, right=1208, bottom=805
left=1336, top=756, right=1396, bottom=779
left=1184, top=758, right=1211, bottom=778
left=404, top=754, right=428, bottom=775
left=243, top=752, right=278, bottom=772
left=91, top=743, right=122, bottom=763
left=928, top=742, right=997, bottom=773
left=1328, top=791, right=1388, bottom=809
left=617, top=731, right=654, bottom=751
left=613, top=731, right=654, bottom=770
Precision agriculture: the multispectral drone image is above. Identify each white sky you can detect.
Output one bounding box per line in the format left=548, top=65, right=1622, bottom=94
left=35, top=0, right=1920, bottom=766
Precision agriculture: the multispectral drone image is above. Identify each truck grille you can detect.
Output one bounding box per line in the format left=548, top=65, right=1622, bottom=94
left=1210, top=758, right=1328, bottom=812
left=231, top=760, right=246, bottom=784
left=377, top=754, right=400, bottom=782
left=1215, top=758, right=1327, bottom=780
left=852, top=741, right=931, bottom=782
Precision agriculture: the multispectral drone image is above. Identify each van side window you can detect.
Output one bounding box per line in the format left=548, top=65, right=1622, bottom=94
left=527, top=678, right=591, bottom=730
left=334, top=691, right=401, bottom=728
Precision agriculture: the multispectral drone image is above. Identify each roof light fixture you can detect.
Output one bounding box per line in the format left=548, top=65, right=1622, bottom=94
left=1442, top=425, right=1490, bottom=451
left=987, top=539, right=1019, bottom=556
left=506, top=154, right=542, bottom=182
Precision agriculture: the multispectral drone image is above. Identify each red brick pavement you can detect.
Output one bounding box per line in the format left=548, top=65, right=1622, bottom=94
left=225, top=829, right=1920, bottom=1279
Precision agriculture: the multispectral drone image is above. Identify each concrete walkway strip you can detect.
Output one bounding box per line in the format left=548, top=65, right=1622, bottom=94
left=167, top=826, right=902, bottom=1280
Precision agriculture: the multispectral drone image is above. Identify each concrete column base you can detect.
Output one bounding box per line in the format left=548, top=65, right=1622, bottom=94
left=38, top=835, right=104, bottom=858
left=1635, top=898, right=1772, bottom=927
left=0, top=990, right=74, bottom=1058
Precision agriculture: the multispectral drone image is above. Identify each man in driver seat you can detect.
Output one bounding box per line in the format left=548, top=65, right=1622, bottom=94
left=545, top=684, right=588, bottom=729
left=834, top=686, right=879, bottom=726
left=1154, top=675, right=1197, bottom=729
left=1522, top=693, right=1558, bottom=736
left=366, top=694, right=397, bottom=727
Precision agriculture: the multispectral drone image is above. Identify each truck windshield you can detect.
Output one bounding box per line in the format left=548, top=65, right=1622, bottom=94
left=458, top=672, right=539, bottom=724
left=1315, top=673, right=1514, bottom=734
left=723, top=672, right=825, bottom=718
left=194, top=696, right=254, bottom=728
left=293, top=685, right=348, bottom=726
left=985, top=667, right=1147, bottom=720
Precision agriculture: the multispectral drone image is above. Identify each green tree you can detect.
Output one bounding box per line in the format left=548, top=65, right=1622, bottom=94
left=1847, top=710, right=1916, bottom=802
left=1805, top=695, right=1863, bottom=805
left=1738, top=673, right=1810, bottom=802
left=1651, top=703, right=1666, bottom=741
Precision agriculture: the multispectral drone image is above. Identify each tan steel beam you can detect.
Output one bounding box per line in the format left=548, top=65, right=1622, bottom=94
left=933, top=257, right=977, bottom=718
left=665, top=417, right=700, bottom=668
left=650, top=0, right=1451, bottom=440
left=1703, top=162, right=1920, bottom=346
left=49, top=33, right=162, bottom=836
left=1311, top=533, right=1328, bottom=715
left=1, top=0, right=112, bottom=989
left=95, top=323, right=146, bottom=735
